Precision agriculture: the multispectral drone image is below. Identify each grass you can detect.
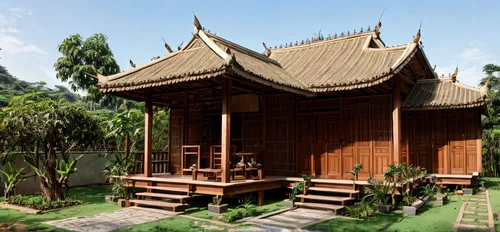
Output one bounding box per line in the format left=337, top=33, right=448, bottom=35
left=306, top=194, right=463, bottom=232
left=183, top=191, right=285, bottom=222
left=483, top=177, right=500, bottom=232
left=0, top=185, right=119, bottom=231
left=114, top=216, right=203, bottom=232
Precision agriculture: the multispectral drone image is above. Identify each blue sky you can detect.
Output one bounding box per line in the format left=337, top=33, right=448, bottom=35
left=0, top=0, right=498, bottom=90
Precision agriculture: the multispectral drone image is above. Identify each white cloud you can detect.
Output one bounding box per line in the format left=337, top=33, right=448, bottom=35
left=436, top=40, right=496, bottom=87
left=8, top=7, right=32, bottom=18
left=0, top=35, right=48, bottom=55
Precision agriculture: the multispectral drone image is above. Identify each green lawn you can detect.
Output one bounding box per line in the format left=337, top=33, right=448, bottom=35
left=0, top=185, right=119, bottom=231
left=306, top=194, right=463, bottom=232
left=182, top=193, right=284, bottom=222
left=483, top=177, right=500, bottom=232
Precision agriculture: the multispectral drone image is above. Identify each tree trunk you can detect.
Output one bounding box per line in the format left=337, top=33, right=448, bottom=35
left=40, top=145, right=64, bottom=201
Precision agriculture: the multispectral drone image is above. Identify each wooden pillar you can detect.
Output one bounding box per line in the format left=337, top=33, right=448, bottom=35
left=221, top=79, right=232, bottom=183
left=144, top=93, right=153, bottom=177
left=392, top=76, right=402, bottom=164
left=257, top=191, right=264, bottom=206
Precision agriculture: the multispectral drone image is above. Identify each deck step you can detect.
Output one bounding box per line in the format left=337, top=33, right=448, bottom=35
left=308, top=187, right=359, bottom=194
left=296, top=194, right=353, bottom=203
left=294, top=202, right=344, bottom=213
left=129, top=199, right=185, bottom=212
left=136, top=192, right=191, bottom=203
left=144, top=186, right=189, bottom=193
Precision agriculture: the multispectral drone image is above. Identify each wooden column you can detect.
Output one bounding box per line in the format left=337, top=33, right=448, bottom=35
left=221, top=79, right=232, bottom=183
left=392, top=76, right=402, bottom=164
left=257, top=191, right=264, bottom=206
left=144, top=93, right=153, bottom=177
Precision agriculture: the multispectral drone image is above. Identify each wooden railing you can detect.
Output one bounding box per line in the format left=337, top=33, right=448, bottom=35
left=134, top=151, right=169, bottom=174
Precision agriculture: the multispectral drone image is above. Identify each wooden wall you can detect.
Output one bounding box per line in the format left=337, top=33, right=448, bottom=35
left=167, top=93, right=482, bottom=178
left=402, top=109, right=482, bottom=174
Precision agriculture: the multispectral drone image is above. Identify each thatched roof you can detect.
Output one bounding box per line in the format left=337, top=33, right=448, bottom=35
left=269, top=32, right=419, bottom=92
left=98, top=18, right=424, bottom=96
left=402, top=78, right=488, bottom=111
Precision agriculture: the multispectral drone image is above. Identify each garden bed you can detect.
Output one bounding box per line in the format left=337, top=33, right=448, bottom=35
left=7, top=195, right=84, bottom=211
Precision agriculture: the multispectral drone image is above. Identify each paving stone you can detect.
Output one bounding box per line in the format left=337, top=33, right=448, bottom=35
left=43, top=207, right=175, bottom=232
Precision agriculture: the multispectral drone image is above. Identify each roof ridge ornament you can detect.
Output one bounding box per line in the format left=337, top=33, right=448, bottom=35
left=262, top=42, right=271, bottom=56
left=374, top=8, right=384, bottom=38
left=412, top=22, right=422, bottom=43
left=162, top=36, right=173, bottom=53
left=178, top=41, right=184, bottom=51
left=451, top=66, right=458, bottom=83
left=129, top=59, right=136, bottom=68
left=193, top=13, right=202, bottom=34
left=91, top=63, right=107, bottom=83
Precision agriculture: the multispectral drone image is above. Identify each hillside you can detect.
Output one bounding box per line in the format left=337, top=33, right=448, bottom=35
left=0, top=64, right=80, bottom=107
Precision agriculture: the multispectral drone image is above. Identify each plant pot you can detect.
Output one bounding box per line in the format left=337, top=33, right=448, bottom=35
left=403, top=206, right=417, bottom=215
left=284, top=199, right=295, bottom=209
left=376, top=204, right=392, bottom=213
left=117, top=199, right=128, bottom=207
left=208, top=203, right=228, bottom=214
left=105, top=195, right=121, bottom=203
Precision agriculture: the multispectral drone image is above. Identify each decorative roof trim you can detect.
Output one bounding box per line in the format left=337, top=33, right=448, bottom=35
left=197, top=30, right=231, bottom=60
left=271, top=32, right=376, bottom=53
left=402, top=102, right=486, bottom=111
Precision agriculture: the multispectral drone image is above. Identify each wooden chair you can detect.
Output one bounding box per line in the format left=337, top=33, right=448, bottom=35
left=209, top=145, right=235, bottom=181
left=181, top=145, right=200, bottom=176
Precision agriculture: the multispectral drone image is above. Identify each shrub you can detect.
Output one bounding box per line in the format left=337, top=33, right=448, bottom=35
left=345, top=197, right=372, bottom=219
left=8, top=195, right=83, bottom=210
left=222, top=207, right=257, bottom=223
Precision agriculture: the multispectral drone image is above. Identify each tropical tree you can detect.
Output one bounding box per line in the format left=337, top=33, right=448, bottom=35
left=54, top=33, right=120, bottom=108
left=106, top=109, right=144, bottom=157
left=0, top=93, right=104, bottom=200
left=480, top=64, right=500, bottom=176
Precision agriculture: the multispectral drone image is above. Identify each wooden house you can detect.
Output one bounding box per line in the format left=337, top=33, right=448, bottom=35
left=97, top=17, right=488, bottom=211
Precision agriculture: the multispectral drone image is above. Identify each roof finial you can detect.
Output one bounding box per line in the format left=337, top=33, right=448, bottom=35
left=162, top=37, right=173, bottom=53
left=360, top=27, right=364, bottom=33
left=129, top=59, right=136, bottom=68
left=262, top=42, right=272, bottom=56
left=193, top=13, right=202, bottom=33
left=433, top=64, right=436, bottom=71
left=451, top=66, right=458, bottom=83
left=178, top=41, right=184, bottom=51
left=374, top=9, right=384, bottom=38
left=412, top=22, right=422, bottom=43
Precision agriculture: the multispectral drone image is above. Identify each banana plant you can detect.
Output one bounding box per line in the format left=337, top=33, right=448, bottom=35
left=0, top=162, right=26, bottom=201
left=56, top=154, right=84, bottom=197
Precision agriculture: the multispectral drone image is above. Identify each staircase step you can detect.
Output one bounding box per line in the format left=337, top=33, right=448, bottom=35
left=144, top=186, right=189, bottom=193
left=294, top=202, right=343, bottom=213
left=296, top=194, right=353, bottom=204
left=129, top=199, right=185, bottom=212
left=308, top=187, right=359, bottom=194
left=136, top=192, right=191, bottom=203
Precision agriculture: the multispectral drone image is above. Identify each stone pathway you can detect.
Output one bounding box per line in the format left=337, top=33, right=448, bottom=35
left=246, top=208, right=335, bottom=230
left=43, top=206, right=178, bottom=232
left=453, top=191, right=495, bottom=232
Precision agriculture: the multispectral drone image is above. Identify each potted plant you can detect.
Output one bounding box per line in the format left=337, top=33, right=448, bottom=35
left=208, top=195, right=228, bottom=214
left=367, top=178, right=392, bottom=212
left=384, top=163, right=403, bottom=208
left=347, top=164, right=363, bottom=190
left=285, top=181, right=304, bottom=209
left=402, top=191, right=418, bottom=215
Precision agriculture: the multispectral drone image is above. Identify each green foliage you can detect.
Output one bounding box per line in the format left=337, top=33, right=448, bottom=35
left=480, top=64, right=500, bottom=177
left=1, top=94, right=104, bottom=200
left=54, top=33, right=120, bottom=107
left=0, top=64, right=79, bottom=107
left=345, top=197, right=373, bottom=219
left=367, top=178, right=391, bottom=205
left=289, top=181, right=304, bottom=201
left=402, top=191, right=417, bottom=206
left=8, top=195, right=83, bottom=210
left=420, top=183, right=438, bottom=199
left=103, top=154, right=135, bottom=199
left=0, top=162, right=25, bottom=200
left=212, top=195, right=222, bottom=206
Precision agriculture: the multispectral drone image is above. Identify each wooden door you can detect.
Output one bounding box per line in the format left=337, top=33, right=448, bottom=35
left=371, top=95, right=392, bottom=179
left=448, top=111, right=465, bottom=174
left=327, top=115, right=342, bottom=178
left=356, top=98, right=371, bottom=179
left=169, top=109, right=184, bottom=174
left=341, top=99, right=356, bottom=179
left=313, top=114, right=328, bottom=176
left=416, top=113, right=432, bottom=171
left=434, top=112, right=447, bottom=174
left=297, top=114, right=312, bottom=175
left=464, top=112, right=478, bottom=174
